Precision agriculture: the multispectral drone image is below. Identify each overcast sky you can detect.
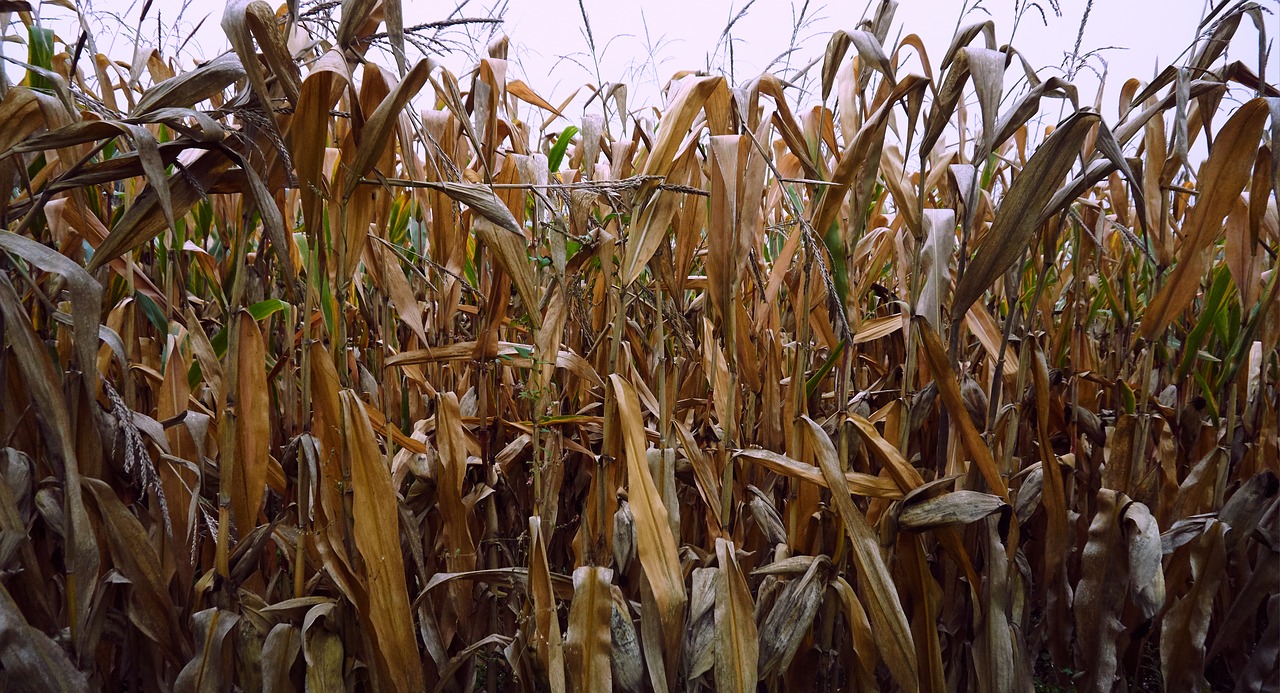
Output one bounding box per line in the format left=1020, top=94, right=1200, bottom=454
left=20, top=0, right=1280, bottom=124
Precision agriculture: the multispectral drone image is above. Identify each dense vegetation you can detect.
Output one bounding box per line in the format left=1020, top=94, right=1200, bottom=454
left=0, top=0, right=1276, bottom=690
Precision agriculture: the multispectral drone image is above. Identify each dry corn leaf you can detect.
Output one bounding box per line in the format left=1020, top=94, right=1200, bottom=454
left=623, top=75, right=729, bottom=282
left=0, top=581, right=89, bottom=692
left=1140, top=98, right=1270, bottom=340
left=756, top=553, right=829, bottom=678
left=0, top=275, right=100, bottom=659
left=1075, top=490, right=1128, bottom=693
left=847, top=414, right=925, bottom=492
left=130, top=53, right=245, bottom=116
left=0, top=229, right=101, bottom=396
left=341, top=59, right=431, bottom=199
left=713, top=538, right=757, bottom=691
left=706, top=134, right=745, bottom=325
left=684, top=567, right=717, bottom=682
left=918, top=208, right=955, bottom=327
left=802, top=416, right=918, bottom=692
left=473, top=216, right=541, bottom=330
left=897, top=489, right=1007, bottom=530
left=951, top=110, right=1098, bottom=318
left=812, top=75, right=929, bottom=241
left=229, top=310, right=269, bottom=533
left=434, top=392, right=477, bottom=584
left=564, top=566, right=613, bottom=693
left=735, top=447, right=905, bottom=499
left=0, top=87, right=53, bottom=154
left=302, top=603, right=344, bottom=693
left=290, top=50, right=351, bottom=240
left=530, top=516, right=567, bottom=693
left=609, top=585, right=645, bottom=693
left=86, top=148, right=236, bottom=273
left=609, top=374, right=685, bottom=670
left=1160, top=520, right=1227, bottom=691
left=261, top=623, right=302, bottom=693
left=341, top=392, right=425, bottom=693
left=0, top=6, right=1272, bottom=691
left=82, top=477, right=183, bottom=663
left=175, top=609, right=239, bottom=693
left=915, top=318, right=1009, bottom=499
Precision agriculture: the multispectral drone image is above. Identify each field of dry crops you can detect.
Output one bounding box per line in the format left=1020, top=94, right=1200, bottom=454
left=0, top=0, right=1277, bottom=690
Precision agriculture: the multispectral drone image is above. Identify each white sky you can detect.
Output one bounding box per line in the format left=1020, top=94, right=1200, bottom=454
left=14, top=0, right=1280, bottom=126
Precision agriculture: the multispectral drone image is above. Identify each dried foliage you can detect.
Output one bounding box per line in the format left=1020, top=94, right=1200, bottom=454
left=0, top=0, right=1278, bottom=691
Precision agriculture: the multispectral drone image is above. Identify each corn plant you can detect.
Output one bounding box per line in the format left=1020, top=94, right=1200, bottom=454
left=0, top=0, right=1276, bottom=691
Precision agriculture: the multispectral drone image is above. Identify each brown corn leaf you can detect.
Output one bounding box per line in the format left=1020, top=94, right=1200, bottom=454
left=609, top=375, right=686, bottom=668
left=830, top=577, right=879, bottom=692
left=684, top=568, right=718, bottom=682
left=853, top=313, right=905, bottom=344
left=0, top=88, right=53, bottom=160
left=713, top=538, right=757, bottom=690
left=0, top=229, right=101, bottom=397
left=918, top=208, right=955, bottom=328
left=1219, top=471, right=1279, bottom=554
left=1140, top=98, right=1270, bottom=339
left=222, top=1, right=300, bottom=120
left=847, top=414, right=926, bottom=492
left=340, top=392, right=425, bottom=693
left=897, top=490, right=1008, bottom=531
left=86, top=148, right=236, bottom=273
left=951, top=110, right=1099, bottom=319
left=435, top=392, right=477, bottom=578
left=175, top=609, right=239, bottom=693
left=921, top=48, right=972, bottom=159
left=1121, top=500, right=1165, bottom=621
left=341, top=59, right=432, bottom=199
left=564, top=566, right=614, bottom=693
left=382, top=0, right=406, bottom=76
left=623, top=75, right=729, bottom=282
left=229, top=310, right=270, bottom=533
left=376, top=242, right=428, bottom=345
left=820, top=30, right=854, bottom=101
left=734, top=447, right=905, bottom=499
left=225, top=147, right=297, bottom=296
left=1233, top=594, right=1280, bottom=693
left=915, top=317, right=1010, bottom=499
left=967, top=47, right=1006, bottom=154
left=1032, top=338, right=1069, bottom=594
left=261, top=623, right=302, bottom=693
left=706, top=134, right=744, bottom=325
left=82, top=478, right=182, bottom=664
left=289, top=50, right=351, bottom=240
left=802, top=416, right=919, bottom=692
left=746, top=486, right=787, bottom=546
left=0, top=581, right=89, bottom=692
left=473, top=216, right=541, bottom=330
left=849, top=29, right=896, bottom=83
left=1075, top=490, right=1128, bottom=693
left=131, top=53, right=245, bottom=116
left=302, top=603, right=344, bottom=693
left=507, top=79, right=564, bottom=116
left=609, top=585, right=645, bottom=693
left=418, top=568, right=574, bottom=602
left=756, top=554, right=829, bottom=678
left=530, top=516, right=567, bottom=693
left=972, top=518, right=1017, bottom=693
left=0, top=276, right=100, bottom=660
left=334, top=0, right=378, bottom=49
left=1160, top=520, right=1227, bottom=691
left=812, top=75, right=929, bottom=241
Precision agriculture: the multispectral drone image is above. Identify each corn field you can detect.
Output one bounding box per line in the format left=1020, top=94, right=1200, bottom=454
left=0, top=0, right=1277, bottom=690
